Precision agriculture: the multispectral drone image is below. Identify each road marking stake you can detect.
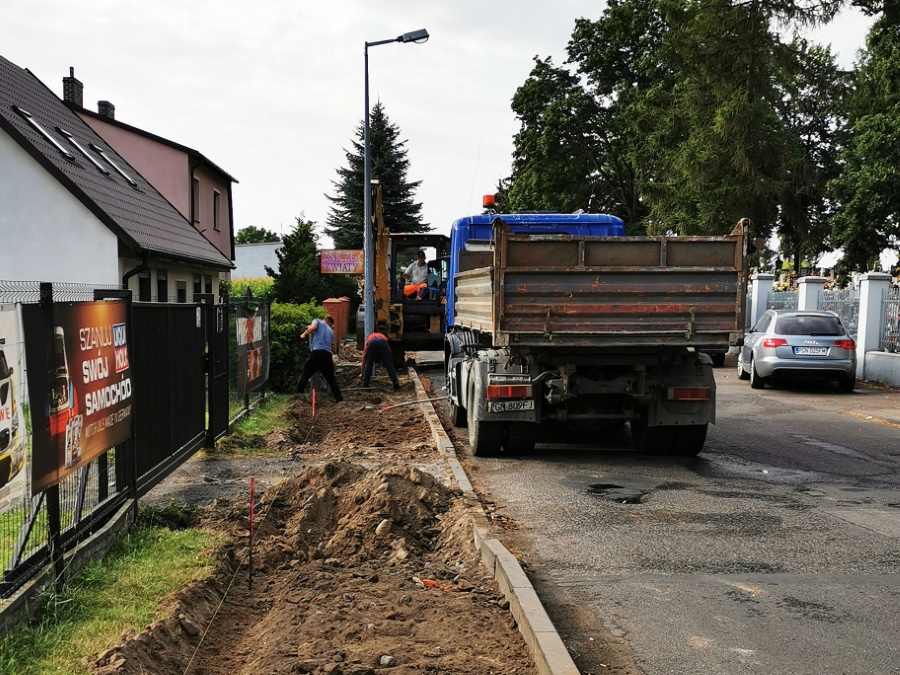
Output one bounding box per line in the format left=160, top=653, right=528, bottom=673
left=249, top=476, right=255, bottom=591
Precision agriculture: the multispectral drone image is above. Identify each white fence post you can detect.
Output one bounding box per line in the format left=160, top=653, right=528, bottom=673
left=856, top=272, right=892, bottom=379
left=750, top=273, right=775, bottom=328
left=797, top=276, right=826, bottom=310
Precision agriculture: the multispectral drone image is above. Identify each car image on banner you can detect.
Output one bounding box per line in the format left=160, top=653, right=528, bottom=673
left=0, top=339, right=26, bottom=489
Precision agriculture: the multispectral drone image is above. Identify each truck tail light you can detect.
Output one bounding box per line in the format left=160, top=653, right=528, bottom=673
left=762, top=338, right=788, bottom=348
left=486, top=384, right=532, bottom=400
left=833, top=339, right=855, bottom=350
left=667, top=387, right=711, bottom=401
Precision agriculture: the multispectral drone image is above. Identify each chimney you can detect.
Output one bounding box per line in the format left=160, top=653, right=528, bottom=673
left=98, top=100, right=116, bottom=120
left=62, top=67, right=83, bottom=108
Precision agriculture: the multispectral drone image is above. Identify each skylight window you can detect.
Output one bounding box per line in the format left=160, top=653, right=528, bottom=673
left=89, top=143, right=138, bottom=187
left=12, top=105, right=74, bottom=160
left=56, top=128, right=109, bottom=175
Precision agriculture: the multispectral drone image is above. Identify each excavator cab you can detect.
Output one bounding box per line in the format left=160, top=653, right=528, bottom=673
left=356, top=183, right=450, bottom=359
left=386, top=233, right=450, bottom=348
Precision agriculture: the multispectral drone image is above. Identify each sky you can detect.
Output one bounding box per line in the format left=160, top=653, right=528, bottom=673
left=1, top=1, right=878, bottom=249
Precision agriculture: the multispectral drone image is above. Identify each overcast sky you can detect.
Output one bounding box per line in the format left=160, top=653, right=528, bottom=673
left=2, top=1, right=876, bottom=246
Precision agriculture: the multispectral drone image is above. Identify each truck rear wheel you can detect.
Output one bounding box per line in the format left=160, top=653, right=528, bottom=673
left=449, top=399, right=467, bottom=427
left=672, top=424, right=707, bottom=456
left=467, top=401, right=503, bottom=457
left=503, top=422, right=536, bottom=455
left=630, top=417, right=676, bottom=455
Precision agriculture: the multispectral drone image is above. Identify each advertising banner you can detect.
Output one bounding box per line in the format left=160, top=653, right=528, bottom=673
left=0, top=305, right=28, bottom=499
left=235, top=304, right=270, bottom=397
left=22, top=301, right=132, bottom=495
left=320, top=250, right=364, bottom=274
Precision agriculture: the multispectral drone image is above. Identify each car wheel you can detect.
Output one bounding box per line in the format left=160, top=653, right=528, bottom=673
left=737, top=352, right=750, bottom=380
left=710, top=353, right=726, bottom=368
left=838, top=374, right=856, bottom=393
left=750, top=358, right=767, bottom=389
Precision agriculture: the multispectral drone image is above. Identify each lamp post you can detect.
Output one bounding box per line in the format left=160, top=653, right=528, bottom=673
left=363, top=28, right=429, bottom=339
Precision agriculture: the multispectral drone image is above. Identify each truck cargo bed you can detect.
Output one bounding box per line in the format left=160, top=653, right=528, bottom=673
left=453, top=225, right=746, bottom=349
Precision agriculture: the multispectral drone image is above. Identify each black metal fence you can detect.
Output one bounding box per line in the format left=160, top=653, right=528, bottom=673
left=227, top=296, right=270, bottom=425
left=0, top=280, right=268, bottom=599
left=882, top=287, right=900, bottom=353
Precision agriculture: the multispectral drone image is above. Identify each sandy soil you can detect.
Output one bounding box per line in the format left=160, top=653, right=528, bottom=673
left=86, top=367, right=537, bottom=675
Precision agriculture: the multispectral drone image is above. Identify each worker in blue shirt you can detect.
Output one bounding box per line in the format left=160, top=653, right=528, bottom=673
left=296, top=316, right=343, bottom=402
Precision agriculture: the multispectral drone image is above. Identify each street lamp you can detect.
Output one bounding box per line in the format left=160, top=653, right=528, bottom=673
left=363, top=28, right=429, bottom=339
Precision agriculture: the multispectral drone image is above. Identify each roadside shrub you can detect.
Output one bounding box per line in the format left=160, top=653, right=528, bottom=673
left=269, top=301, right=324, bottom=392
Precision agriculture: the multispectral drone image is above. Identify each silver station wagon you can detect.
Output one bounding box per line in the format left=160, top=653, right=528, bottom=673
left=737, top=310, right=857, bottom=392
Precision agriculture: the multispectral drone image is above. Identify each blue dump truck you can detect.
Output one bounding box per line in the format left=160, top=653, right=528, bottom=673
left=443, top=212, right=747, bottom=457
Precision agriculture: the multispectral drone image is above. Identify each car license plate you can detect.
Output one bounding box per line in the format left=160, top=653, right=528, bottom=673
left=489, top=399, right=534, bottom=413
left=794, top=347, right=827, bottom=356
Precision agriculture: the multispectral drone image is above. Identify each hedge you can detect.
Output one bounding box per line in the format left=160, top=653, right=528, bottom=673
left=268, top=301, right=325, bottom=393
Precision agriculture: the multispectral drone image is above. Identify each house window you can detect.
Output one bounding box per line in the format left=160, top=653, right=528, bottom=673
left=88, top=144, right=137, bottom=187
left=157, top=269, right=168, bottom=303
left=204, top=274, right=213, bottom=294
left=193, top=274, right=202, bottom=297
left=176, top=281, right=187, bottom=303
left=13, top=106, right=74, bottom=160
left=192, top=178, right=200, bottom=223
left=213, top=190, right=221, bottom=231
left=57, top=128, right=108, bottom=175
left=138, top=271, right=151, bottom=302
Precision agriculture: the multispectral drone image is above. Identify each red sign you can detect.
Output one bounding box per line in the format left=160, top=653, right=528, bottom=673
left=320, top=250, right=364, bottom=274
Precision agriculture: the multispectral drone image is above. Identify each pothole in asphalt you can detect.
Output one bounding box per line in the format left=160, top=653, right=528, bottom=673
left=588, top=483, right=646, bottom=505
left=588, top=483, right=624, bottom=491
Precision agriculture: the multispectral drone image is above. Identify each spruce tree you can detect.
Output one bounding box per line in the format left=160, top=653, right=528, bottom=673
left=324, top=102, right=429, bottom=249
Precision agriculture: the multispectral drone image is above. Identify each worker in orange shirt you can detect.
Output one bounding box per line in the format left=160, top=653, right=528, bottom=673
left=360, top=332, right=400, bottom=391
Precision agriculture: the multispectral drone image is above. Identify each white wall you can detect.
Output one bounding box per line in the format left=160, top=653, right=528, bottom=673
left=233, top=242, right=281, bottom=279
left=119, top=257, right=220, bottom=301
left=0, top=133, right=120, bottom=285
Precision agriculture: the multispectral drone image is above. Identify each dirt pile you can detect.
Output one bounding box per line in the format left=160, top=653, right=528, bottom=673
left=88, top=460, right=535, bottom=675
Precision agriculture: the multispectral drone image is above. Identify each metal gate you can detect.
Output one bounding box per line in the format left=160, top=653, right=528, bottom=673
left=206, top=302, right=229, bottom=445
left=131, top=303, right=207, bottom=495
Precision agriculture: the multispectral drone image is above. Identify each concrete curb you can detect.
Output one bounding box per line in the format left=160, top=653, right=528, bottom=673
left=409, top=367, right=580, bottom=675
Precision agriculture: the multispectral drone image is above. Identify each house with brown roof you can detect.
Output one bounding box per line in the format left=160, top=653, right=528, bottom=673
left=0, top=55, right=233, bottom=300
left=63, top=69, right=237, bottom=266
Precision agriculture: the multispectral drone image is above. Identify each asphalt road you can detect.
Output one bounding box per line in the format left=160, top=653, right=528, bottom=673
left=427, top=360, right=900, bottom=675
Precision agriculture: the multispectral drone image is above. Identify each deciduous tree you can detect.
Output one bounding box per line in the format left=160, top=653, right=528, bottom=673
left=829, top=4, right=900, bottom=271
left=235, top=226, right=280, bottom=244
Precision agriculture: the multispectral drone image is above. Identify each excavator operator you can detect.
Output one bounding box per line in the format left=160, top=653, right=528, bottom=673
left=401, top=250, right=429, bottom=299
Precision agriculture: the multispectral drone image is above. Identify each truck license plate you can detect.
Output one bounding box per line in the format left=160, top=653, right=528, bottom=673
left=794, top=347, right=827, bottom=355
left=489, top=400, right=534, bottom=413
